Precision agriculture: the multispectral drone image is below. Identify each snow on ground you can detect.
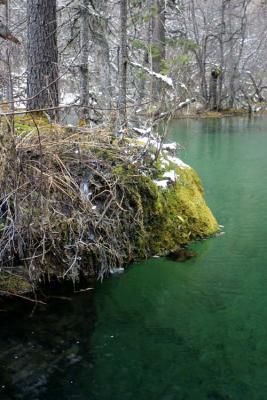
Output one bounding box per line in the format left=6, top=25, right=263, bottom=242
left=162, top=142, right=177, bottom=151
left=133, top=132, right=190, bottom=189
left=153, top=179, right=170, bottom=188
left=61, top=92, right=77, bottom=104
left=133, top=127, right=152, bottom=135
left=163, top=170, right=178, bottom=181
left=13, top=101, right=26, bottom=109
left=167, top=156, right=189, bottom=169
left=177, top=98, right=195, bottom=109
left=138, top=135, right=160, bottom=150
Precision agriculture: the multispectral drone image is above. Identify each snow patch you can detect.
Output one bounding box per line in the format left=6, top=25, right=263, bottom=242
left=153, top=179, right=169, bottom=188
left=177, top=98, right=195, bottom=108
left=133, top=127, right=152, bottom=135
left=163, top=170, right=177, bottom=181
left=162, top=142, right=177, bottom=151
left=61, top=92, right=77, bottom=104
left=167, top=156, right=190, bottom=169
left=80, top=182, right=92, bottom=200
left=160, top=158, right=170, bottom=168
left=131, top=61, right=174, bottom=88
left=110, top=267, right=125, bottom=275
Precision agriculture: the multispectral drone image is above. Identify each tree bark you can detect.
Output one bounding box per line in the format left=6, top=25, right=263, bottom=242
left=218, top=0, right=227, bottom=110
left=138, top=0, right=152, bottom=101
left=79, top=0, right=90, bottom=123
left=26, top=0, right=58, bottom=117
left=89, top=4, right=113, bottom=107
left=118, top=0, right=127, bottom=129
left=151, top=0, right=166, bottom=101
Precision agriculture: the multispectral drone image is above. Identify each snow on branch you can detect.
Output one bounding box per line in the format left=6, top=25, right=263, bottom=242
left=176, top=98, right=196, bottom=110
left=130, top=61, right=174, bottom=88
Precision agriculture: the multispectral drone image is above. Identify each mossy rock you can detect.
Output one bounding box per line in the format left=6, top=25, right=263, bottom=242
left=0, top=125, right=218, bottom=294
left=124, top=166, right=218, bottom=257
left=0, top=275, right=32, bottom=294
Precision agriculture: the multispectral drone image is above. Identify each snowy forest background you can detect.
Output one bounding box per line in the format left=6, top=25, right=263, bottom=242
left=1, top=0, right=267, bottom=127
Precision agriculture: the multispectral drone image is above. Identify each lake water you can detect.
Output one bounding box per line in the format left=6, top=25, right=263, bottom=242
left=1, top=116, right=267, bottom=400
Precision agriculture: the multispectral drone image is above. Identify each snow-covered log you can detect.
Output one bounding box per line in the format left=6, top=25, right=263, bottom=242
left=130, top=61, right=174, bottom=88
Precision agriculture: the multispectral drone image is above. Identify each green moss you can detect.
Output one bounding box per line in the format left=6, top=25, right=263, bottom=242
left=14, top=122, right=33, bottom=135
left=14, top=113, right=49, bottom=127
left=133, top=166, right=218, bottom=256
left=14, top=114, right=63, bottom=136
left=0, top=124, right=218, bottom=294
left=111, top=155, right=218, bottom=259
left=0, top=275, right=32, bottom=294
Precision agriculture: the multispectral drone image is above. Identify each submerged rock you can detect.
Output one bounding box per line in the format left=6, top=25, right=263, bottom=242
left=167, top=249, right=197, bottom=262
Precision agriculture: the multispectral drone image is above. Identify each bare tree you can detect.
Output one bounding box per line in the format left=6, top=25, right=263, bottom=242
left=1, top=0, right=267, bottom=118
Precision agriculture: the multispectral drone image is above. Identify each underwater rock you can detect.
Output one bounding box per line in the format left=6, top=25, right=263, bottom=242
left=167, top=249, right=197, bottom=262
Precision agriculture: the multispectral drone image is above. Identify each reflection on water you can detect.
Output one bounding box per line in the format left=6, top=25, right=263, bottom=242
left=1, top=116, right=267, bottom=399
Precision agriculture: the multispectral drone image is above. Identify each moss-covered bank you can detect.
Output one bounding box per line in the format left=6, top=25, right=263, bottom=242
left=0, top=121, right=218, bottom=295
left=141, top=167, right=218, bottom=255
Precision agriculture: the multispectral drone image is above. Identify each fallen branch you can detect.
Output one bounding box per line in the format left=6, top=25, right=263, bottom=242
left=153, top=98, right=196, bottom=122
left=0, top=290, right=47, bottom=305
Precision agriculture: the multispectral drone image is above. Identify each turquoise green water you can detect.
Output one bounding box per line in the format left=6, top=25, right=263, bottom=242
left=1, top=117, right=267, bottom=399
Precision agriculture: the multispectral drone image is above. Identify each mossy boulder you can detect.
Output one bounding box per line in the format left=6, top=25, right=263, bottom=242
left=0, top=275, right=32, bottom=295
left=0, top=122, right=218, bottom=295
left=126, top=166, right=218, bottom=257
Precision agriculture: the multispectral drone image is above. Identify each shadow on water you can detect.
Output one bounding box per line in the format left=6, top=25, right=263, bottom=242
left=0, top=286, right=96, bottom=400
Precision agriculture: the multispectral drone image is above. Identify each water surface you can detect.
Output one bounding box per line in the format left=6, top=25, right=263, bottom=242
left=1, top=116, right=267, bottom=400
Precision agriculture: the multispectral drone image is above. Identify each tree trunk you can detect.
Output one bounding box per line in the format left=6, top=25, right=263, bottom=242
left=151, top=0, right=166, bottom=101
left=90, top=10, right=113, bottom=107
left=226, top=0, right=235, bottom=108
left=218, top=0, right=226, bottom=110
left=79, top=0, right=90, bottom=123
left=5, top=0, right=14, bottom=115
left=118, top=0, right=127, bottom=129
left=227, top=1, right=248, bottom=108
left=199, top=59, right=208, bottom=105
left=95, top=1, right=113, bottom=106
left=97, top=41, right=112, bottom=107
left=209, top=68, right=220, bottom=110
left=139, top=0, right=152, bottom=101
left=26, top=0, right=58, bottom=117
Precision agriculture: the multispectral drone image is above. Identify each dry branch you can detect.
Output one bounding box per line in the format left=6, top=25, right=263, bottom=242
left=0, top=123, right=150, bottom=288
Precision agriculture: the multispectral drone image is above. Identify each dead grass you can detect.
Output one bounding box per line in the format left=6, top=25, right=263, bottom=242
left=0, top=124, right=148, bottom=290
